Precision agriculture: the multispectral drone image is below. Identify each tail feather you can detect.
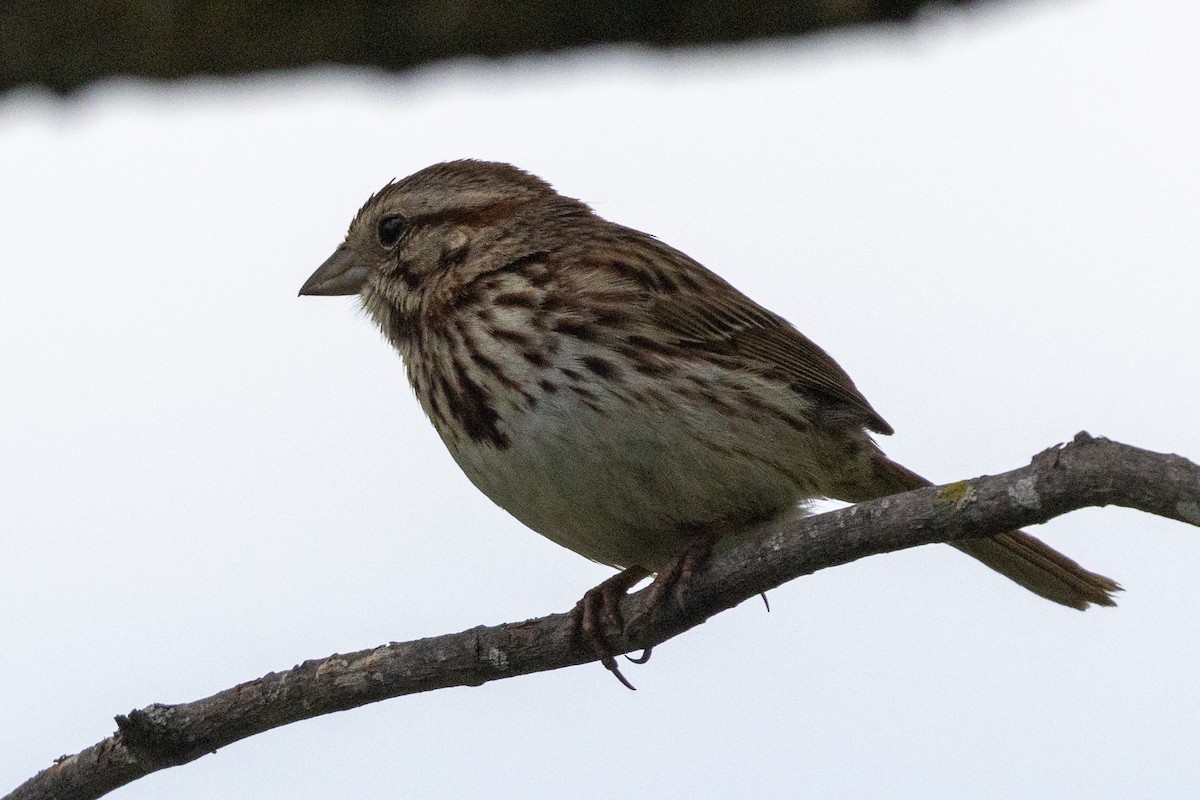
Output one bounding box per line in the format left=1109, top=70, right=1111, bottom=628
left=950, top=533, right=1118, bottom=609
left=833, top=453, right=1121, bottom=609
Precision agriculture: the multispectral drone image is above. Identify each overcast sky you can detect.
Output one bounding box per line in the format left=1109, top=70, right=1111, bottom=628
left=3, top=1, right=1199, bottom=797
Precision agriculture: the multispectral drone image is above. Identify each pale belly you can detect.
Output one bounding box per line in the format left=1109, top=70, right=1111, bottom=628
left=438, top=371, right=828, bottom=570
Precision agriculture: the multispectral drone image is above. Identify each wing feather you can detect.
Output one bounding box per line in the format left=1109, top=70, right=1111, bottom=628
left=612, top=230, right=893, bottom=435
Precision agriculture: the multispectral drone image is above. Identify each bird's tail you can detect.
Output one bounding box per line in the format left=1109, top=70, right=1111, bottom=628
left=837, top=454, right=1120, bottom=609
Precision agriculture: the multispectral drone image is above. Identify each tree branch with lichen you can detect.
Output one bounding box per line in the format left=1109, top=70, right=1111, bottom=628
left=6, top=432, right=1198, bottom=800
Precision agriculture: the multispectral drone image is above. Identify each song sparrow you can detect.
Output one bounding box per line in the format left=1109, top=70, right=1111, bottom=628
left=300, top=160, right=1118, bottom=685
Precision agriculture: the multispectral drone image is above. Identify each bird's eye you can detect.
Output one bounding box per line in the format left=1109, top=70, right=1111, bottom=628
left=377, top=215, right=408, bottom=247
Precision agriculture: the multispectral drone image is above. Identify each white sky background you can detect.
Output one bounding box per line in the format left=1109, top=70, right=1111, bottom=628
left=3, top=0, right=1199, bottom=797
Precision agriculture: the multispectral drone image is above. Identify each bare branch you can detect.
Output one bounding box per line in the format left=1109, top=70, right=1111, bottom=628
left=7, top=433, right=1198, bottom=800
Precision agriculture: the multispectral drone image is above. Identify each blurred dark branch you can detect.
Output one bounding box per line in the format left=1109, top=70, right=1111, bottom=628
left=3, top=0, right=995, bottom=95
left=6, top=433, right=1199, bottom=800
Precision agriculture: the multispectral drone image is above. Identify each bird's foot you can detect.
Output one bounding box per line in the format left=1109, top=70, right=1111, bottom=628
left=637, top=529, right=721, bottom=618
left=569, top=566, right=649, bottom=690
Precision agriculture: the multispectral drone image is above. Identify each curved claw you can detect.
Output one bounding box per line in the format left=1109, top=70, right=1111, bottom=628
left=602, top=656, right=638, bottom=691
left=569, top=566, right=650, bottom=690
left=625, top=647, right=654, bottom=665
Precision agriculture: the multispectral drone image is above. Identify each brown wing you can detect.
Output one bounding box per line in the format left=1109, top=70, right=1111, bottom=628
left=629, top=233, right=894, bottom=435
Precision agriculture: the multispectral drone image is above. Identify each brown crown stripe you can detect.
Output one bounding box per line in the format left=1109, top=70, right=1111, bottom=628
left=408, top=200, right=526, bottom=228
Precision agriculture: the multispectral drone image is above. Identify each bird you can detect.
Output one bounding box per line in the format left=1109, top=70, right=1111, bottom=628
left=300, top=159, right=1119, bottom=686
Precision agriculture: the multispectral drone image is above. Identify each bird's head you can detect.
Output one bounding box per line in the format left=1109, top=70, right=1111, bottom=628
left=300, top=160, right=585, bottom=329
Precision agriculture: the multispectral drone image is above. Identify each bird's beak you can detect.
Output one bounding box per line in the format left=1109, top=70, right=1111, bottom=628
left=298, top=246, right=369, bottom=296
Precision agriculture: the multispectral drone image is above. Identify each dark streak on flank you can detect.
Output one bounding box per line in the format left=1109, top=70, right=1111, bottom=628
left=633, top=362, right=668, bottom=376
left=445, top=358, right=510, bottom=449
left=578, top=398, right=604, bottom=415
left=470, top=351, right=505, bottom=381
left=567, top=382, right=605, bottom=415
left=522, top=350, right=549, bottom=367
left=489, top=327, right=533, bottom=347
left=553, top=319, right=598, bottom=341
left=467, top=345, right=533, bottom=403
left=581, top=355, right=619, bottom=380
left=569, top=384, right=599, bottom=402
